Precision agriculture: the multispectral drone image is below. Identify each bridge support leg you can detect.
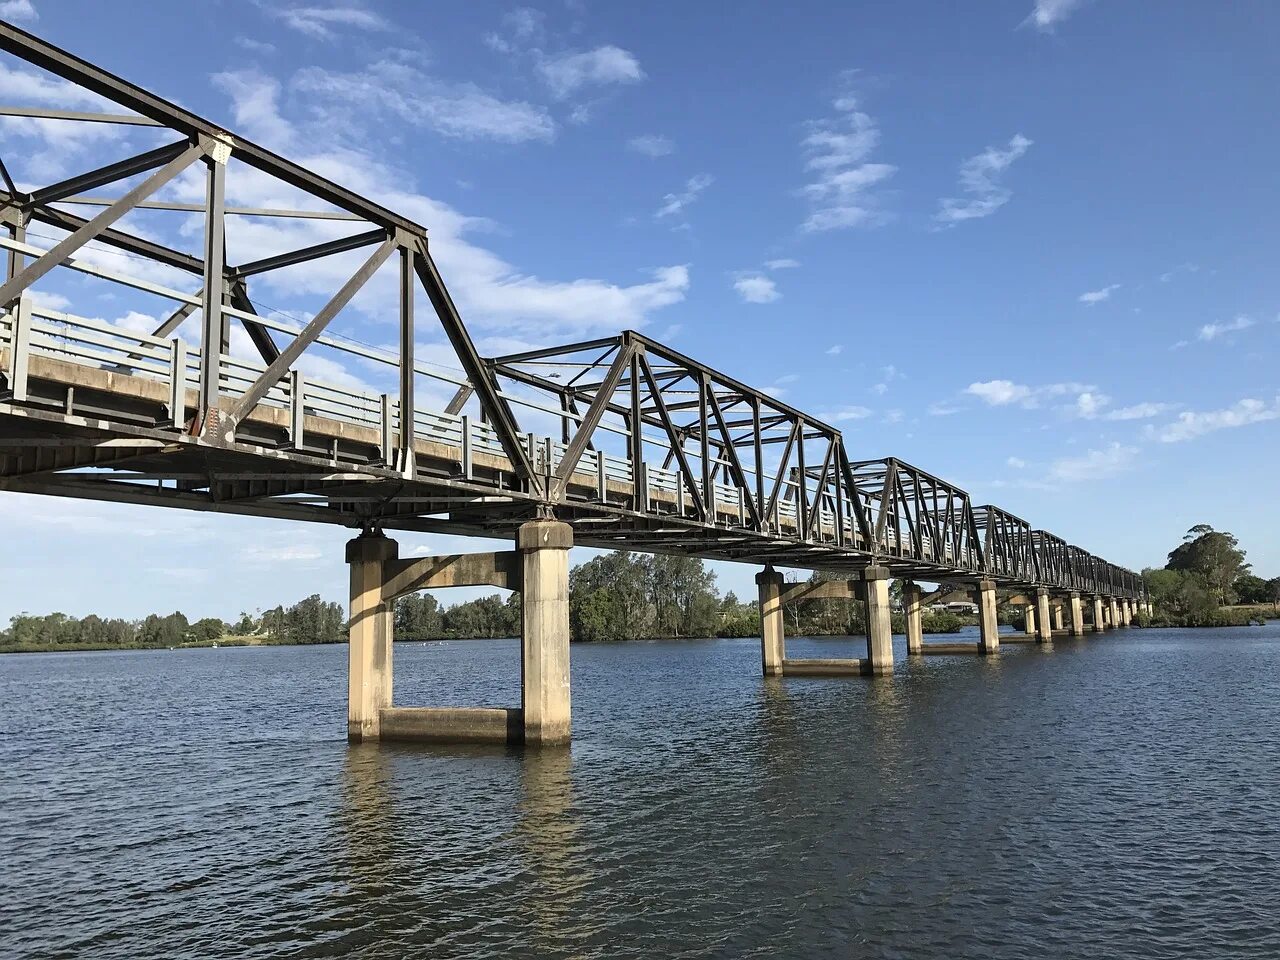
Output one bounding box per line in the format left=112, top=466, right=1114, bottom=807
left=1121, top=601, right=1132, bottom=627
left=1092, top=595, right=1106, bottom=633
left=347, top=531, right=396, bottom=743
left=977, top=580, right=999, bottom=655
left=518, top=519, right=573, bottom=747
left=1109, top=598, right=1119, bottom=630
left=862, top=567, right=893, bottom=675
left=756, top=566, right=786, bottom=676
left=1052, top=602, right=1065, bottom=633
left=1035, top=589, right=1053, bottom=644
left=1070, top=592, right=1085, bottom=637
left=1024, top=604, right=1036, bottom=636
left=904, top=581, right=923, bottom=656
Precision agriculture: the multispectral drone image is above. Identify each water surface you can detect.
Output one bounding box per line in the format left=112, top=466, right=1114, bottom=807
left=3, top=626, right=1279, bottom=958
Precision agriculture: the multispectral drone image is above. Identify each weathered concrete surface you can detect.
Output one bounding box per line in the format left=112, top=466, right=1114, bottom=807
left=756, top=567, right=786, bottom=676
left=1024, top=604, right=1036, bottom=636
left=977, top=580, right=1000, bottom=655
left=782, top=658, right=869, bottom=676
left=347, top=532, right=396, bottom=743
left=919, top=642, right=984, bottom=655
left=862, top=566, right=894, bottom=675
left=905, top=581, right=924, bottom=656
left=518, top=519, right=573, bottom=746
left=1036, top=589, right=1053, bottom=644
left=1093, top=595, right=1106, bottom=634
left=1070, top=592, right=1085, bottom=637
left=379, top=706, right=522, bottom=744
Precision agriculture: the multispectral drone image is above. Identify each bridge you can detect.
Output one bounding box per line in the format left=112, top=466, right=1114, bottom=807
left=0, top=23, right=1147, bottom=746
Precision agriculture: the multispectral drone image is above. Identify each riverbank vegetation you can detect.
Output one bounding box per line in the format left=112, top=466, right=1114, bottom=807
left=1140, top=525, right=1278, bottom=627
left=6, top=524, right=1276, bottom=651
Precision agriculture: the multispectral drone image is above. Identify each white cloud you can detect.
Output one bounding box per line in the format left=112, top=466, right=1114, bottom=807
left=269, top=4, right=390, bottom=41
left=1197, top=315, right=1255, bottom=342
left=1026, top=0, right=1086, bottom=31
left=825, top=344, right=843, bottom=355
left=1078, top=283, right=1120, bottom=305
left=292, top=61, right=555, bottom=143
left=765, top=258, right=800, bottom=270
left=1160, top=262, right=1199, bottom=283
left=656, top=173, right=713, bottom=219
left=799, top=76, right=896, bottom=232
left=1102, top=401, right=1173, bottom=421
left=824, top=406, right=872, bottom=422
left=733, top=275, right=779, bottom=304
left=1048, top=443, right=1138, bottom=482
left=927, top=401, right=960, bottom=416
left=1073, top=390, right=1109, bottom=418
left=1007, top=456, right=1027, bottom=469
left=537, top=46, right=644, bottom=99
left=201, top=68, right=688, bottom=340
left=965, top=379, right=1033, bottom=406
left=628, top=134, right=674, bottom=157
left=0, top=0, right=37, bottom=20
left=965, top=378, right=1095, bottom=409
left=241, top=543, right=324, bottom=564
left=935, top=134, right=1032, bottom=226
left=235, top=36, right=277, bottom=55
left=1152, top=398, right=1280, bottom=443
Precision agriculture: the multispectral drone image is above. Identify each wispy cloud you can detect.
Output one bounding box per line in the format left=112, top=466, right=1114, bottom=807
left=292, top=60, right=555, bottom=143
left=1025, top=0, right=1087, bottom=31
left=822, top=406, right=873, bottom=422
left=765, top=258, right=800, bottom=270
left=628, top=134, right=674, bottom=157
left=1151, top=398, right=1280, bottom=443
left=928, top=401, right=961, bottom=416
left=1007, top=456, right=1027, bottom=469
left=1078, top=283, right=1120, bottom=305
left=0, top=0, right=38, bottom=20
left=799, top=74, right=896, bottom=232
left=935, top=134, right=1032, bottom=226
left=965, top=378, right=1093, bottom=409
left=1048, top=443, right=1138, bottom=482
left=1198, top=315, right=1255, bottom=342
left=235, top=35, right=277, bottom=56
left=826, top=344, right=843, bottom=355
left=269, top=4, right=389, bottom=41
left=1102, top=401, right=1174, bottom=421
left=733, top=274, right=779, bottom=304
left=656, top=173, right=714, bottom=219
left=1160, top=262, right=1199, bottom=283
left=538, top=46, right=644, bottom=99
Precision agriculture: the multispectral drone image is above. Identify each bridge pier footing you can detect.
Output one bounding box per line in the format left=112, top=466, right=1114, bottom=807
left=757, top=566, right=785, bottom=676
left=1092, top=595, right=1106, bottom=633
left=1070, top=592, right=1085, bottom=637
left=344, top=519, right=573, bottom=747
left=862, top=567, right=894, bottom=674
left=1024, top=604, right=1036, bottom=636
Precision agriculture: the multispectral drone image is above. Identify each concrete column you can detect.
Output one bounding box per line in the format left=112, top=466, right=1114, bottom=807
left=1109, top=598, right=1120, bottom=630
left=1024, top=604, right=1036, bottom=636
left=1035, top=589, right=1053, bottom=644
left=862, top=566, right=894, bottom=675
left=1052, top=603, right=1065, bottom=632
left=347, top=531, right=397, bottom=743
left=1092, top=595, right=1106, bottom=633
left=1121, top=601, right=1132, bottom=627
left=518, top=519, right=573, bottom=747
left=904, top=581, right=923, bottom=655
left=756, top=566, right=786, bottom=676
left=976, top=579, right=999, bottom=655
left=1069, top=592, right=1085, bottom=637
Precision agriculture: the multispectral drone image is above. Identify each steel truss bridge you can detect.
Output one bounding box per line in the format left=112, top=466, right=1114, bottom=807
left=0, top=22, right=1144, bottom=606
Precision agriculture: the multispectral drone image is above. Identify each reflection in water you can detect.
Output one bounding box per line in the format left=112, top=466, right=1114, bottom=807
left=515, top=748, right=589, bottom=952
left=340, top=744, right=397, bottom=895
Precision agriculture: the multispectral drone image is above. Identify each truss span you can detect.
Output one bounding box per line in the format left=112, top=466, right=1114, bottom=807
left=0, top=23, right=1144, bottom=600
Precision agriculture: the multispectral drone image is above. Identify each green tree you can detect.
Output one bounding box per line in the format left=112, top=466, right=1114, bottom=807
left=395, top=593, right=444, bottom=640
left=1233, top=574, right=1270, bottom=605
left=1166, top=525, right=1249, bottom=604
left=189, top=617, right=226, bottom=642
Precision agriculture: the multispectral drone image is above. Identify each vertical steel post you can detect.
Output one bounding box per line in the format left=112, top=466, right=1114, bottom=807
left=198, top=150, right=227, bottom=435
left=398, top=244, right=416, bottom=477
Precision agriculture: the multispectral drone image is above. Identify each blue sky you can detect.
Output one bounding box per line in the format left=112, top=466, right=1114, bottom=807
left=1, top=0, right=1278, bottom=621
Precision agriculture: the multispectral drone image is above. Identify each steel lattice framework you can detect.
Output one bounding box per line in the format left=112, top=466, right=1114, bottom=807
left=0, top=22, right=1145, bottom=601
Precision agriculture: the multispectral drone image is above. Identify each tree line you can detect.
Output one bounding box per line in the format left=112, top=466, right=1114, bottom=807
left=1142, top=524, right=1279, bottom=627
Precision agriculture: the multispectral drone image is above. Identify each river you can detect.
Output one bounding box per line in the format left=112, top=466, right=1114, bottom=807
left=3, top=625, right=1279, bottom=958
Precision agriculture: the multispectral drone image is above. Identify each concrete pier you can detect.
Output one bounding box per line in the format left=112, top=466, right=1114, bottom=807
left=518, top=520, right=574, bottom=746
left=1109, top=598, right=1120, bottom=629
left=1069, top=592, right=1085, bottom=637
left=1024, top=604, right=1036, bottom=636
left=1052, top=603, right=1065, bottom=632
left=347, top=532, right=396, bottom=743
left=1121, top=600, right=1132, bottom=627
left=1092, top=595, right=1106, bottom=633
left=757, top=566, right=786, bottom=676
left=344, top=518, right=573, bottom=747
left=977, top=580, right=1000, bottom=655
left=1036, top=589, right=1053, bottom=644
left=905, top=581, right=924, bottom=656
left=862, top=567, right=894, bottom=674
